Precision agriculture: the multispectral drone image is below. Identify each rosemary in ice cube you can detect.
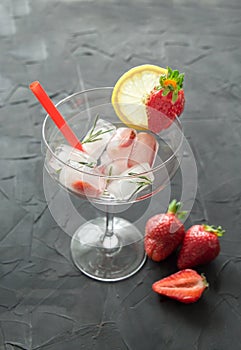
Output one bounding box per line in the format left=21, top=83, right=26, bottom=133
left=128, top=172, right=153, bottom=196
left=82, top=114, right=115, bottom=144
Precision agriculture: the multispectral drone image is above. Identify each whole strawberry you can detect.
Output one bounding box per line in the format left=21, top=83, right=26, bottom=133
left=146, top=66, right=185, bottom=133
left=152, top=269, right=209, bottom=304
left=144, top=200, right=186, bottom=262
left=177, top=224, right=225, bottom=269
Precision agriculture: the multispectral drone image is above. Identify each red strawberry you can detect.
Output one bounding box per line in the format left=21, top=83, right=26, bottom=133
left=152, top=269, right=208, bottom=304
left=146, top=67, right=185, bottom=133
left=144, top=200, right=186, bottom=262
left=177, top=224, right=225, bottom=269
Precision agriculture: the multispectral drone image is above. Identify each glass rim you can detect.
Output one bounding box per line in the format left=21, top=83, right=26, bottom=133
left=42, top=87, right=184, bottom=180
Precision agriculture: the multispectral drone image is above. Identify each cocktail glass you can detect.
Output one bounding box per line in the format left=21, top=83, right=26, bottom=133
left=42, top=87, right=183, bottom=282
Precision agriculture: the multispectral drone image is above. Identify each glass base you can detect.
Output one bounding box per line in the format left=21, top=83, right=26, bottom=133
left=70, top=217, right=146, bottom=282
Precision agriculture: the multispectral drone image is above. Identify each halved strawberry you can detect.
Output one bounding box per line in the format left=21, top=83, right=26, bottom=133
left=152, top=269, right=208, bottom=304
left=146, top=66, right=185, bottom=132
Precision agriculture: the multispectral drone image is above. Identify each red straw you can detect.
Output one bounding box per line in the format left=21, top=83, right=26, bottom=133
left=29, top=81, right=84, bottom=151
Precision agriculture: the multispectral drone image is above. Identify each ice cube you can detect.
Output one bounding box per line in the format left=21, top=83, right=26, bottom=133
left=82, top=118, right=116, bottom=159
left=106, top=127, right=136, bottom=160
left=107, top=163, right=154, bottom=201
left=128, top=132, right=158, bottom=167
left=99, top=150, right=110, bottom=165
left=100, top=158, right=129, bottom=176
left=98, top=151, right=129, bottom=176
left=59, top=164, right=106, bottom=198
left=49, top=144, right=97, bottom=173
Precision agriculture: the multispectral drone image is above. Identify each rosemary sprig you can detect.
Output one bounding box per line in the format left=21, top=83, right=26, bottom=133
left=106, top=166, right=113, bottom=185
left=82, top=114, right=115, bottom=144
left=78, top=161, right=95, bottom=168
left=108, top=166, right=113, bottom=176
left=128, top=172, right=153, bottom=196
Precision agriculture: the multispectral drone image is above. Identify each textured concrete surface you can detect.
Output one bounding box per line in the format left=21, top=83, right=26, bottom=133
left=0, top=1, right=241, bottom=349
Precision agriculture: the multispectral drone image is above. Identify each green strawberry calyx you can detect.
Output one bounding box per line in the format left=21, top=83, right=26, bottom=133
left=167, top=199, right=187, bottom=220
left=203, top=225, right=225, bottom=237
left=156, top=66, right=185, bottom=103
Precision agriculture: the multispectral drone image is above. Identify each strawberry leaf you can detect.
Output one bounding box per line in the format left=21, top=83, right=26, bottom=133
left=162, top=88, right=170, bottom=96
left=172, top=90, right=178, bottom=103
left=168, top=199, right=187, bottom=219
left=167, top=66, right=173, bottom=77
left=203, top=225, right=225, bottom=237
left=172, top=70, right=179, bottom=79
left=178, top=73, right=185, bottom=88
left=158, top=66, right=185, bottom=91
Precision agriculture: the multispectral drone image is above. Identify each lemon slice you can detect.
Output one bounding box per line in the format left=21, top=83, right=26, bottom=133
left=112, top=64, right=167, bottom=129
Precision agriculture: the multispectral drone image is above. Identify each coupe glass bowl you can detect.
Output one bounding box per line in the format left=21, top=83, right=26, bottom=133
left=42, top=87, right=183, bottom=281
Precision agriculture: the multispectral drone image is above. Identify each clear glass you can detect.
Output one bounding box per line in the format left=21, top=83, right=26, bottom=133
left=42, top=87, right=183, bottom=281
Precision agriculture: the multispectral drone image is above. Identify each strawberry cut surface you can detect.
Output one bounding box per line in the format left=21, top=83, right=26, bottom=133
left=152, top=269, right=208, bottom=304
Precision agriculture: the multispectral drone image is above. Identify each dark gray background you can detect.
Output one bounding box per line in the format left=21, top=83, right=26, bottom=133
left=0, top=1, right=241, bottom=349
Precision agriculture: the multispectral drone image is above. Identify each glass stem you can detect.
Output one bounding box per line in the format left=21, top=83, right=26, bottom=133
left=105, top=210, right=114, bottom=238
left=101, top=207, right=120, bottom=254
